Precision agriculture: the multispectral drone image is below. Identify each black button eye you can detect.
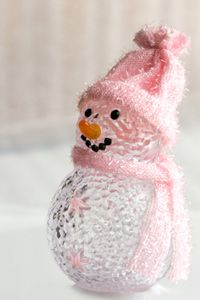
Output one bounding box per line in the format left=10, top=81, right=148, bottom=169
left=110, top=109, right=120, bottom=120
left=84, top=108, right=92, bottom=118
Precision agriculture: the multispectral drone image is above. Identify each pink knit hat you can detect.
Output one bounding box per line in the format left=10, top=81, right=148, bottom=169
left=79, top=25, right=190, bottom=146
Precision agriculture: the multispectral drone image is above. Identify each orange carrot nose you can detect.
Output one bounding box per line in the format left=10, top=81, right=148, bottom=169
left=79, top=120, right=101, bottom=140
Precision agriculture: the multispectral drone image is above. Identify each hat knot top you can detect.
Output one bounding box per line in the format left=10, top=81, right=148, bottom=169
left=134, top=25, right=189, bottom=56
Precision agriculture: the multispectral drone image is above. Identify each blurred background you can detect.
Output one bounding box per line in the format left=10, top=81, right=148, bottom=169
left=0, top=1, right=199, bottom=299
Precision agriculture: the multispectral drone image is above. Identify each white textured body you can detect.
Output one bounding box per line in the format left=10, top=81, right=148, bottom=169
left=47, top=167, right=171, bottom=292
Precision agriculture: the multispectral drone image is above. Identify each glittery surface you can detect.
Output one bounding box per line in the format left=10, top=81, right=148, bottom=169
left=47, top=25, right=190, bottom=293
left=47, top=168, right=171, bottom=292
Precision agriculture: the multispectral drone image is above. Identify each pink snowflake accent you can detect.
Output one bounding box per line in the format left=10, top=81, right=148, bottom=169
left=68, top=251, right=88, bottom=270
left=108, top=200, right=116, bottom=209
left=68, top=197, right=90, bottom=216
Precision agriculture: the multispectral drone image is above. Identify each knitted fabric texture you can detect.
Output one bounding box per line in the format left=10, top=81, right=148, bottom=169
left=79, top=25, right=190, bottom=147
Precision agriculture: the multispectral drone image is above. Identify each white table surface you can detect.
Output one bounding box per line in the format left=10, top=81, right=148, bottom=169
left=0, top=137, right=199, bottom=300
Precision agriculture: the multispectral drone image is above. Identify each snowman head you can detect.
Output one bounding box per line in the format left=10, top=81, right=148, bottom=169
left=76, top=26, right=189, bottom=159
left=76, top=97, right=163, bottom=161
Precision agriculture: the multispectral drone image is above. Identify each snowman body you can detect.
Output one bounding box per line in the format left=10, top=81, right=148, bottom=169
left=47, top=164, right=171, bottom=292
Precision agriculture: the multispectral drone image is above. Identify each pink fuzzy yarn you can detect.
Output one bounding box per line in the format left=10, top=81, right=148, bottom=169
left=79, top=25, right=190, bottom=147
left=134, top=25, right=189, bottom=55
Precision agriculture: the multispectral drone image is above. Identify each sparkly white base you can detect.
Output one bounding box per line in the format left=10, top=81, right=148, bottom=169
left=47, top=167, right=171, bottom=293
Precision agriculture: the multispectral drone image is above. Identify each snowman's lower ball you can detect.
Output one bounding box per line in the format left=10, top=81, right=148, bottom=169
left=47, top=167, right=171, bottom=293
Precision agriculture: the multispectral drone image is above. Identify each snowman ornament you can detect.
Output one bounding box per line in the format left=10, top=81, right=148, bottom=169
left=47, top=25, right=190, bottom=293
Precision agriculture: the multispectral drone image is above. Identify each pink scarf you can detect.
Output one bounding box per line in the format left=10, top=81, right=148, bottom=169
left=72, top=146, right=190, bottom=281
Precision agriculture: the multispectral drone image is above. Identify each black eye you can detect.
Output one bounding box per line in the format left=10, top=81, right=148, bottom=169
left=110, top=109, right=120, bottom=120
left=84, top=108, right=92, bottom=118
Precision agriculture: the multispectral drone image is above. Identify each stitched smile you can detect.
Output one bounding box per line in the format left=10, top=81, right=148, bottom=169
left=80, top=135, right=112, bottom=152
